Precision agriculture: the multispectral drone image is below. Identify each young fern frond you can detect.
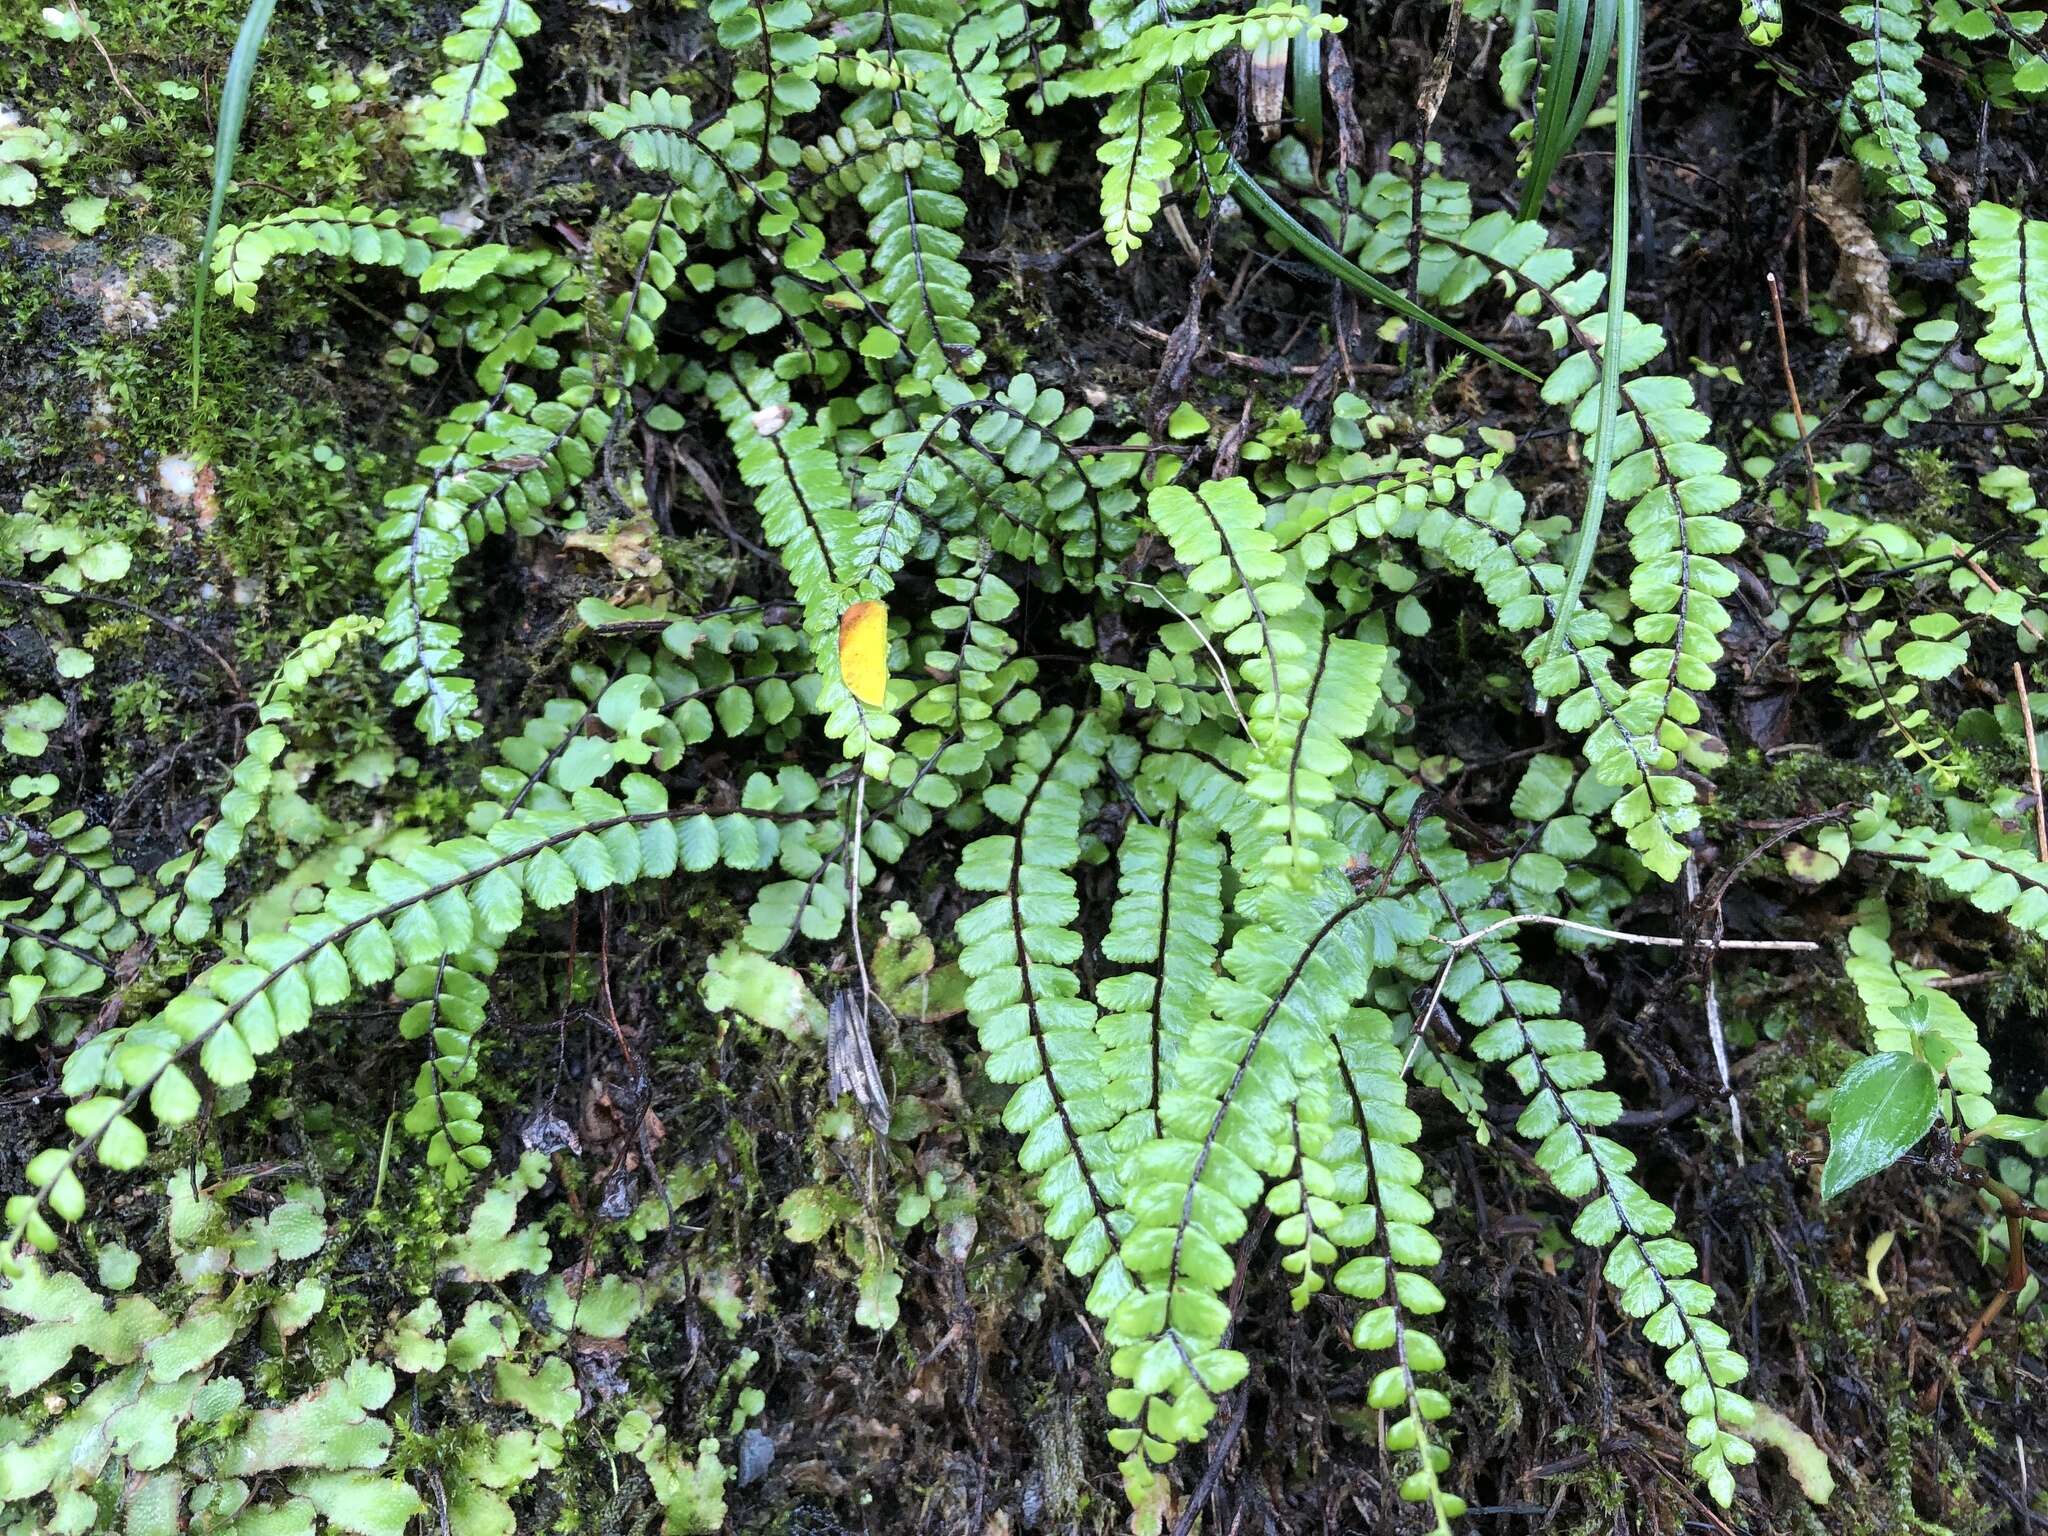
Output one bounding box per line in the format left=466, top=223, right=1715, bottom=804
left=3, top=771, right=793, bottom=1258
left=1, top=788, right=147, bottom=1032
left=376, top=377, right=612, bottom=745
left=1096, top=80, right=1185, bottom=266
left=406, top=0, right=541, bottom=157
left=1864, top=311, right=1976, bottom=435
left=1327, top=1004, right=1462, bottom=1533
left=210, top=206, right=461, bottom=314
left=1969, top=201, right=2048, bottom=397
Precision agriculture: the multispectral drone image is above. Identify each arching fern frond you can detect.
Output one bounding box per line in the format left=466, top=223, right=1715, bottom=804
left=4, top=775, right=781, bottom=1258
left=210, top=206, right=460, bottom=314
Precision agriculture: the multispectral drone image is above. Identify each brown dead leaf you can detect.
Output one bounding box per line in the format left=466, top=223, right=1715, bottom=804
left=564, top=513, right=665, bottom=589
left=1807, top=159, right=1903, bottom=356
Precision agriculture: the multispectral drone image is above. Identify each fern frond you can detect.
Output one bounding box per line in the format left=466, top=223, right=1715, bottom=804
left=958, top=709, right=1135, bottom=1312
left=377, top=376, right=611, bottom=745
left=3, top=775, right=779, bottom=1257
left=1845, top=901, right=2000, bottom=1131
left=1327, top=1004, right=1463, bottom=1532
left=1448, top=921, right=1757, bottom=1504
left=406, top=0, right=541, bottom=157
left=399, top=952, right=497, bottom=1186
left=152, top=617, right=374, bottom=942
left=1864, top=311, right=1976, bottom=435
left=1852, top=795, right=2048, bottom=937
left=1104, top=884, right=1423, bottom=1494
left=210, top=206, right=461, bottom=314
left=856, top=114, right=982, bottom=396
left=1970, top=201, right=2048, bottom=397
left=1840, top=0, right=1948, bottom=248
left=1098, top=801, right=1226, bottom=1148
left=1097, top=81, right=1184, bottom=265
left=1, top=788, right=147, bottom=1033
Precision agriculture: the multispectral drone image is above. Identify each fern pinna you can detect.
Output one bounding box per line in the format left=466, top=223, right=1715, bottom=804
left=18, top=0, right=2048, bottom=1531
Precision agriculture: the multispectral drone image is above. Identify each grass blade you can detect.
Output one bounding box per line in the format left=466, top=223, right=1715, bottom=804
left=1290, top=0, right=1323, bottom=148
left=1518, top=0, right=1618, bottom=223
left=1193, top=103, right=1536, bottom=381
left=191, top=0, right=277, bottom=411
left=1538, top=0, right=1638, bottom=671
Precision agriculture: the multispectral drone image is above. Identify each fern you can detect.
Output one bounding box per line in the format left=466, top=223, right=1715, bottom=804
left=958, top=708, right=1132, bottom=1300
left=151, top=617, right=374, bottom=943
left=210, top=205, right=461, bottom=313
left=4, top=769, right=791, bottom=1255
left=1865, top=310, right=1977, bottom=435
left=1104, top=884, right=1423, bottom=1495
left=1097, top=80, right=1185, bottom=265
left=1840, top=0, right=1948, bottom=248
left=1970, top=201, right=2048, bottom=397
left=375, top=377, right=612, bottom=744
left=1071, top=4, right=1341, bottom=264
left=1853, top=794, right=2048, bottom=937
left=1845, top=901, right=2000, bottom=1132
left=406, top=0, right=541, bottom=156
left=0, top=785, right=145, bottom=1037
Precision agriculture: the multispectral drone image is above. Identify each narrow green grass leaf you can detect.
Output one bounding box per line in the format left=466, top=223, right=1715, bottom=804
left=1290, top=0, right=1323, bottom=148
left=1539, top=0, right=1637, bottom=671
left=191, top=0, right=278, bottom=411
left=1198, top=103, right=1537, bottom=382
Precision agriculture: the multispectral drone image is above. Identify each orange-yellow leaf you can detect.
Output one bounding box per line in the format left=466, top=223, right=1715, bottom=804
left=838, top=600, right=889, bottom=706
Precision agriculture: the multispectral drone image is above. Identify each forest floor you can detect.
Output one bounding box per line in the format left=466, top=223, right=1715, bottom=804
left=2, top=2, right=2046, bottom=1535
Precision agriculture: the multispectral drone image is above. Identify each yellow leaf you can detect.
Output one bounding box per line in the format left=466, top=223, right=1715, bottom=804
left=1749, top=1403, right=1835, bottom=1505
left=838, top=600, right=889, bottom=707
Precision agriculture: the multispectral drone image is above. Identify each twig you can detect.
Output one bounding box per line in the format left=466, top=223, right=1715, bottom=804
left=1766, top=272, right=1822, bottom=520
left=2017, top=661, right=2048, bottom=863
left=1120, top=580, right=1253, bottom=737
left=1970, top=562, right=2046, bottom=644
left=1434, top=913, right=1819, bottom=954
left=1685, top=860, right=1744, bottom=1164
left=0, top=577, right=245, bottom=694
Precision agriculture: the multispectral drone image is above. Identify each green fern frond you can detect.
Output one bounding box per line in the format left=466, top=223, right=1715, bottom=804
left=210, top=206, right=461, bottom=314
left=376, top=377, right=611, bottom=745
left=1865, top=311, right=1976, bottom=435
left=1840, top=0, right=1949, bottom=248
left=3, top=774, right=780, bottom=1258
left=151, top=617, right=374, bottom=943
left=406, top=0, right=541, bottom=157
left=1104, top=883, right=1424, bottom=1494
left=957, top=708, right=1131, bottom=1303
left=1328, top=1004, right=1463, bottom=1532
left=1970, top=201, right=2048, bottom=397
left=1096, top=81, right=1185, bottom=265
left=1098, top=801, right=1226, bottom=1148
